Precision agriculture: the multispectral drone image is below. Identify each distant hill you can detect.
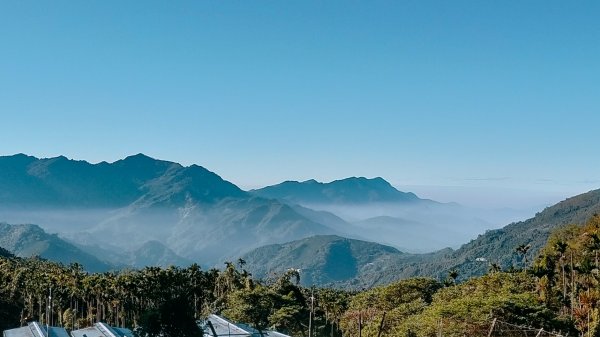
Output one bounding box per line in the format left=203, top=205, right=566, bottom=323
left=0, top=222, right=113, bottom=272
left=0, top=154, right=335, bottom=266
left=241, top=235, right=430, bottom=287
left=251, top=177, right=420, bottom=204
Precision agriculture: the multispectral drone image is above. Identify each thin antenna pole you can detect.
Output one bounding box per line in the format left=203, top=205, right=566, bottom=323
left=309, top=288, right=314, bottom=337
left=47, top=287, right=52, bottom=337
left=50, top=287, right=53, bottom=327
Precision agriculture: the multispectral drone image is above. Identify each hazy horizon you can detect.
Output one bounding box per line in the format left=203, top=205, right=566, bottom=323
left=1, top=151, right=596, bottom=214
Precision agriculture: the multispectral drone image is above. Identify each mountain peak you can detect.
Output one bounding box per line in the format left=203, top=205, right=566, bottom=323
left=123, top=153, right=154, bottom=161
left=334, top=176, right=390, bottom=185
left=0, top=153, right=245, bottom=207
left=252, top=176, right=420, bottom=204
left=7, top=153, right=36, bottom=160
left=303, top=179, right=319, bottom=184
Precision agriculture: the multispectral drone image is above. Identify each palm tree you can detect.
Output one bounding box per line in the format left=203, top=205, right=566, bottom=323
left=516, top=244, right=531, bottom=268
left=554, top=240, right=569, bottom=303
left=488, top=262, right=501, bottom=274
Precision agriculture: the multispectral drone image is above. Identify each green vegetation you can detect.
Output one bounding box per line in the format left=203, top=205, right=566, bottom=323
left=532, top=214, right=600, bottom=335
left=3, top=215, right=600, bottom=336
left=0, top=254, right=351, bottom=336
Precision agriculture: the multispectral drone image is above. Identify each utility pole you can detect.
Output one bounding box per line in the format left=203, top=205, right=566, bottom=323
left=50, top=287, right=53, bottom=326
left=194, top=279, right=198, bottom=319
left=47, top=287, right=52, bottom=337
left=309, top=288, right=314, bottom=337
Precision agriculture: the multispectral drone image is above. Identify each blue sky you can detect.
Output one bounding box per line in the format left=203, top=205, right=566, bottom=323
left=1, top=1, right=599, bottom=207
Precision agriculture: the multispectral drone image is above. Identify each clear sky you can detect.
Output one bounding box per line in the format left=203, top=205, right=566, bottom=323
left=1, top=1, right=599, bottom=208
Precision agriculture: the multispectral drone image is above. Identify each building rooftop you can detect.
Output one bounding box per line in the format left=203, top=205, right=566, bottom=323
left=200, top=314, right=291, bottom=337
left=70, top=323, right=132, bottom=337
left=3, top=322, right=69, bottom=337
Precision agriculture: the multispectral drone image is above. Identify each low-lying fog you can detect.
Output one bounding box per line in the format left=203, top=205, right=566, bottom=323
left=0, top=185, right=580, bottom=266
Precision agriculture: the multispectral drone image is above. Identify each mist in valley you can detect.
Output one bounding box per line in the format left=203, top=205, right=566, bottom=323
left=286, top=200, right=544, bottom=253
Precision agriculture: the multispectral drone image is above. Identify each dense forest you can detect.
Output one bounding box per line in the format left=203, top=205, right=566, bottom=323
left=2, top=215, right=600, bottom=336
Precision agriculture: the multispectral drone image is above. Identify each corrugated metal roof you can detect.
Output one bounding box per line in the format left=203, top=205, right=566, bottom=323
left=70, top=324, right=133, bottom=337
left=199, top=315, right=292, bottom=337
left=3, top=326, right=35, bottom=337
left=3, top=322, right=68, bottom=337
left=70, top=327, right=104, bottom=337
left=202, top=314, right=253, bottom=336
left=47, top=327, right=70, bottom=337
left=109, top=328, right=132, bottom=337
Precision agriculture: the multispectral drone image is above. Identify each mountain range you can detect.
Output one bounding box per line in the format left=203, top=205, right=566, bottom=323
left=2, top=153, right=597, bottom=288
left=251, top=177, right=420, bottom=204
left=0, top=153, right=486, bottom=268
left=0, top=153, right=336, bottom=267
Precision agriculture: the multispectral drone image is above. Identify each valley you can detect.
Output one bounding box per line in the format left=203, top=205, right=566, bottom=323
left=1, top=153, right=598, bottom=287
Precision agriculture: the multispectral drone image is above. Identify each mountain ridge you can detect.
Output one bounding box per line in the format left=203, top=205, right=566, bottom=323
left=251, top=177, right=421, bottom=205
left=0, top=153, right=247, bottom=208
left=0, top=153, right=337, bottom=266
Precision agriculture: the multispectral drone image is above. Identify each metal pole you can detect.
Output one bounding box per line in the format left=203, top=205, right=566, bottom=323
left=46, top=287, right=51, bottom=337
left=309, top=289, right=314, bottom=337
left=194, top=279, right=198, bottom=320
left=50, top=287, right=53, bottom=327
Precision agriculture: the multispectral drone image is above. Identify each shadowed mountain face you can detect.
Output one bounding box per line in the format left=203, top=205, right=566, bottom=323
left=0, top=154, right=335, bottom=268
left=251, top=177, right=420, bottom=204
left=0, top=245, right=14, bottom=258
left=241, top=235, right=410, bottom=287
